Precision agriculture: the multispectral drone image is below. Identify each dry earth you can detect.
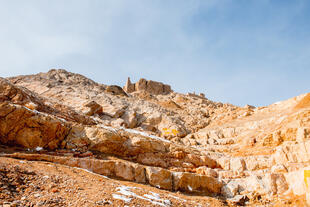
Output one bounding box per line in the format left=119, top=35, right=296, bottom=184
left=0, top=156, right=227, bottom=207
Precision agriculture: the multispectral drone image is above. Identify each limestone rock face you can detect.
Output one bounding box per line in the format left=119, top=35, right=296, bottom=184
left=114, top=161, right=135, bottom=181
left=122, top=111, right=138, bottom=128
left=83, top=101, right=103, bottom=116
left=0, top=102, right=69, bottom=149
left=222, top=181, right=239, bottom=198
left=271, top=140, right=310, bottom=166
left=145, top=167, right=172, bottom=190
left=266, top=173, right=289, bottom=195
left=173, top=172, right=222, bottom=194
left=125, top=136, right=166, bottom=153
left=65, top=125, right=217, bottom=170
left=296, top=127, right=310, bottom=142
left=196, top=166, right=218, bottom=178
left=65, top=124, right=91, bottom=151
left=84, top=127, right=128, bottom=155
left=101, top=104, right=125, bottom=118
left=4, top=69, right=310, bottom=205
left=0, top=77, right=41, bottom=106
left=230, top=157, right=246, bottom=173
left=105, top=85, right=128, bottom=96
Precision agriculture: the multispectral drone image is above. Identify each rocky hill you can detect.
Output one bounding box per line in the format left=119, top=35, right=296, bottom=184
left=1, top=69, right=310, bottom=206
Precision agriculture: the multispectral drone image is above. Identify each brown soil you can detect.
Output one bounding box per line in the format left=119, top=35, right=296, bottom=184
left=0, top=157, right=227, bottom=207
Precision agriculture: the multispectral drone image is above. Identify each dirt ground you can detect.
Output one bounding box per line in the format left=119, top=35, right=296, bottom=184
left=0, top=157, right=227, bottom=207
left=0, top=156, right=308, bottom=207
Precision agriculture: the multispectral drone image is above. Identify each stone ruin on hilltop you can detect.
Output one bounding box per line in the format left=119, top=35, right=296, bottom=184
left=123, top=77, right=172, bottom=95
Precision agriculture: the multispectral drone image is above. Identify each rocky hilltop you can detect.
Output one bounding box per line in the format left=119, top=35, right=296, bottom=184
left=1, top=69, right=310, bottom=206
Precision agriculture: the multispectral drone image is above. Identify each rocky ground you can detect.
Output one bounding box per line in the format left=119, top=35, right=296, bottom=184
left=1, top=69, right=310, bottom=206
left=0, top=157, right=228, bottom=207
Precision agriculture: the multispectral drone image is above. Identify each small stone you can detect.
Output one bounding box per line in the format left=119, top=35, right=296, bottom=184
left=227, top=195, right=249, bottom=206
left=96, top=200, right=112, bottom=205
left=37, top=201, right=45, bottom=206
left=34, top=193, right=41, bottom=198
left=51, top=187, right=59, bottom=193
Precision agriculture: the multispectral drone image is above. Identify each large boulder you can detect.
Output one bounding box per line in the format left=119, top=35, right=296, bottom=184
left=65, top=124, right=91, bottom=151
left=125, top=136, right=166, bottom=153
left=84, top=127, right=128, bottom=155
left=122, top=111, right=138, bottom=128
left=158, top=117, right=187, bottom=138
left=105, top=85, right=128, bottom=96
left=173, top=172, right=222, bottom=194
left=83, top=101, right=103, bottom=116
left=145, top=167, right=173, bottom=190
left=0, top=102, right=69, bottom=149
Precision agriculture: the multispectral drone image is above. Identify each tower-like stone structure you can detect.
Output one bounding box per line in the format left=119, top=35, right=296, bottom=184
left=123, top=77, right=135, bottom=93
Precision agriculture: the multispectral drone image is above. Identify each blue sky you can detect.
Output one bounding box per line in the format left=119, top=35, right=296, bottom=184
left=0, top=0, right=309, bottom=106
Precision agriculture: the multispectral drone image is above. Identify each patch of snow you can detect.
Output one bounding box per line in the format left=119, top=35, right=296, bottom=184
left=22, top=106, right=44, bottom=116
left=112, top=194, right=132, bottom=203
left=98, top=124, right=170, bottom=143
left=57, top=117, right=67, bottom=123
left=92, top=116, right=103, bottom=123
left=34, top=193, right=41, bottom=198
left=149, top=200, right=169, bottom=207
left=114, top=185, right=170, bottom=207
left=276, top=115, right=287, bottom=124
left=163, top=200, right=172, bottom=206
left=167, top=195, right=187, bottom=202
left=73, top=167, right=111, bottom=180
left=144, top=192, right=171, bottom=206
left=18, top=104, right=65, bottom=124
left=99, top=124, right=118, bottom=132
left=44, top=101, right=52, bottom=106
left=150, top=192, right=161, bottom=199
left=188, top=185, right=193, bottom=191
left=116, top=186, right=137, bottom=197
left=19, top=161, right=25, bottom=163
left=144, top=194, right=161, bottom=201
left=121, top=127, right=171, bottom=143
left=35, top=147, right=43, bottom=151
left=22, top=105, right=35, bottom=112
